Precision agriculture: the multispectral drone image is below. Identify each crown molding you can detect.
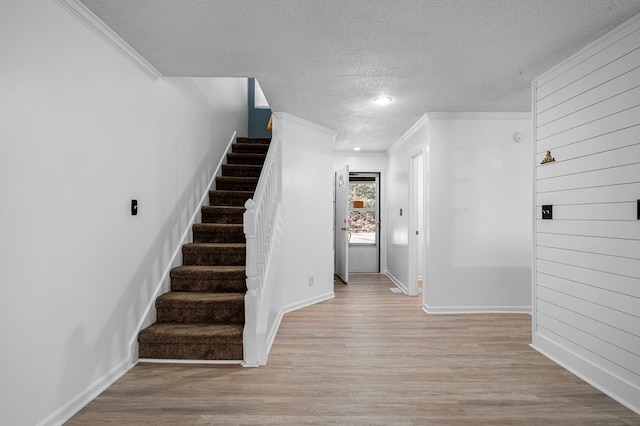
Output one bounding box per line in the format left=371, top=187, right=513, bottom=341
left=54, top=0, right=162, bottom=80
left=387, top=113, right=429, bottom=153
left=426, top=112, right=532, bottom=120
left=273, top=112, right=338, bottom=139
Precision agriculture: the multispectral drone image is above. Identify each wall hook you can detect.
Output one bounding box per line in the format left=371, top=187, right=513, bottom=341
left=541, top=151, right=555, bottom=164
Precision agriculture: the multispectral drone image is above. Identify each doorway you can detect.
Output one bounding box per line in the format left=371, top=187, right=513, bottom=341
left=348, top=173, right=380, bottom=273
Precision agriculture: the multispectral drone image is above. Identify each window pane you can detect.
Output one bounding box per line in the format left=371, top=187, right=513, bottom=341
left=349, top=211, right=376, bottom=244
left=349, top=182, right=376, bottom=209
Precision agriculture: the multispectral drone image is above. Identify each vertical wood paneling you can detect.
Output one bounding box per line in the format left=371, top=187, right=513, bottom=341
left=533, top=13, right=640, bottom=411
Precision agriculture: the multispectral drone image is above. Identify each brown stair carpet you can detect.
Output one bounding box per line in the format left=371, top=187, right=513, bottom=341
left=138, top=137, right=270, bottom=360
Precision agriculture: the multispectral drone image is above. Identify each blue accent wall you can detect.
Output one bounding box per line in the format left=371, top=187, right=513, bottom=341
left=248, top=78, right=272, bottom=138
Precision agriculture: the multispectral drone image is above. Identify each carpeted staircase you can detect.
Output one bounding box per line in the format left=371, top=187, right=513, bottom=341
left=137, top=137, right=270, bottom=361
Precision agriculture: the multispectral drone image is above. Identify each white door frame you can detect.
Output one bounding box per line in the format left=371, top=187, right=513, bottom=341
left=334, top=164, right=350, bottom=283
left=348, top=172, right=381, bottom=273
left=408, top=148, right=425, bottom=297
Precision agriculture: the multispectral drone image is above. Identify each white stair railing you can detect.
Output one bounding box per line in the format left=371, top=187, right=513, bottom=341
left=242, top=130, right=282, bottom=367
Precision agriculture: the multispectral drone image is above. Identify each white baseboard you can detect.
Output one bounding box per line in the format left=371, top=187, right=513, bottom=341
left=265, top=291, right=335, bottom=362
left=139, top=359, right=242, bottom=365
left=37, top=357, right=136, bottom=426
left=532, top=333, right=640, bottom=415
left=423, top=303, right=531, bottom=314
left=384, top=270, right=408, bottom=294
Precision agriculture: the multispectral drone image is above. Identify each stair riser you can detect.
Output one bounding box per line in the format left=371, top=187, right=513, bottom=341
left=222, top=164, right=262, bottom=177
left=232, top=143, right=269, bottom=154
left=226, top=153, right=267, bottom=166
left=171, top=278, right=246, bottom=293
left=236, top=137, right=270, bottom=145
left=170, top=267, right=246, bottom=292
left=201, top=207, right=244, bottom=224
left=215, top=179, right=258, bottom=192
left=183, top=249, right=246, bottom=266
left=157, top=304, right=244, bottom=324
left=209, top=191, right=253, bottom=207
left=138, top=343, right=243, bottom=360
left=192, top=226, right=245, bottom=243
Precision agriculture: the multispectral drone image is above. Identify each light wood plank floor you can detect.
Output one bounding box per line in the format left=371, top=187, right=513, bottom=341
left=68, top=274, right=639, bottom=425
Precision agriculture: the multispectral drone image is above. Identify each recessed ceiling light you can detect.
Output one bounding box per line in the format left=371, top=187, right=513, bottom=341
left=374, top=96, right=393, bottom=106
left=353, top=147, right=361, bottom=151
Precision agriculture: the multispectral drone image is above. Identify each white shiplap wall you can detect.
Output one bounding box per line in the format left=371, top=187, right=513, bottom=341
left=532, top=13, right=640, bottom=413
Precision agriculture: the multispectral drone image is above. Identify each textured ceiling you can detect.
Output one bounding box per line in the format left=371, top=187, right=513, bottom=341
left=79, top=0, right=640, bottom=151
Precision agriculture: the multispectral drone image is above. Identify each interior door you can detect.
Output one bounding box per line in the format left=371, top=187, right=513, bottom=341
left=335, top=165, right=349, bottom=283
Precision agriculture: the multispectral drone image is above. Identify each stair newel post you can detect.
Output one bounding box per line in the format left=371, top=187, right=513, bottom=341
left=243, top=198, right=259, bottom=367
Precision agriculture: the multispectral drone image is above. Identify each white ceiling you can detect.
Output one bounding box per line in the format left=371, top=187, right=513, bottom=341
left=79, top=0, right=640, bottom=152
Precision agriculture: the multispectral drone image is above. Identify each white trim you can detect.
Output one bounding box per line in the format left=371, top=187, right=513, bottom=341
left=532, top=334, right=640, bottom=415
left=129, top=132, right=238, bottom=357
left=139, top=359, right=242, bottom=365
left=264, top=291, right=335, bottom=362
left=422, top=303, right=531, bottom=315
left=273, top=112, right=338, bottom=139
left=37, top=357, right=136, bottom=426
left=387, top=113, right=429, bottom=153
left=384, top=270, right=409, bottom=295
left=531, top=72, right=539, bottom=345
left=426, top=112, right=532, bottom=120
left=54, top=0, right=162, bottom=80
left=407, top=148, right=425, bottom=297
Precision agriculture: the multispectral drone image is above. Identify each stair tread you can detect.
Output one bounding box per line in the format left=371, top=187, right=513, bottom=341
left=216, top=176, right=259, bottom=181
left=172, top=265, right=245, bottom=273
left=227, top=153, right=266, bottom=157
left=201, top=205, right=246, bottom=210
left=193, top=223, right=243, bottom=229
left=139, top=323, right=243, bottom=342
left=236, top=137, right=271, bottom=144
left=223, top=164, right=262, bottom=168
left=210, top=190, right=254, bottom=195
left=158, top=292, right=244, bottom=304
left=183, top=243, right=246, bottom=249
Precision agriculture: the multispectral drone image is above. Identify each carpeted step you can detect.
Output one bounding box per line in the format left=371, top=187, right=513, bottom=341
left=236, top=137, right=270, bottom=145
left=170, top=265, right=246, bottom=292
left=156, top=292, right=245, bottom=324
left=138, top=323, right=243, bottom=360
left=232, top=143, right=269, bottom=154
left=222, top=164, right=263, bottom=177
left=215, top=176, right=258, bottom=192
left=136, top=136, right=271, bottom=362
left=183, top=243, right=245, bottom=266
left=226, top=152, right=267, bottom=166
left=209, top=190, right=254, bottom=207
left=192, top=223, right=244, bottom=243
left=201, top=206, right=245, bottom=224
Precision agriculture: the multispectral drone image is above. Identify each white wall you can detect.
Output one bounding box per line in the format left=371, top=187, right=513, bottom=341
left=268, top=113, right=336, bottom=337
left=385, top=117, right=430, bottom=291
left=333, top=152, right=387, bottom=171
left=532, top=13, right=640, bottom=413
left=425, top=113, right=532, bottom=312
left=0, top=1, right=247, bottom=425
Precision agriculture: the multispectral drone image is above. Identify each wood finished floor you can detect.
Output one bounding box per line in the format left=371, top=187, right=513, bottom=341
left=68, top=274, right=639, bottom=425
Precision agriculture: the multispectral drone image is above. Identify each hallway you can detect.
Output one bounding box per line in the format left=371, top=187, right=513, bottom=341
left=68, top=274, right=637, bottom=424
